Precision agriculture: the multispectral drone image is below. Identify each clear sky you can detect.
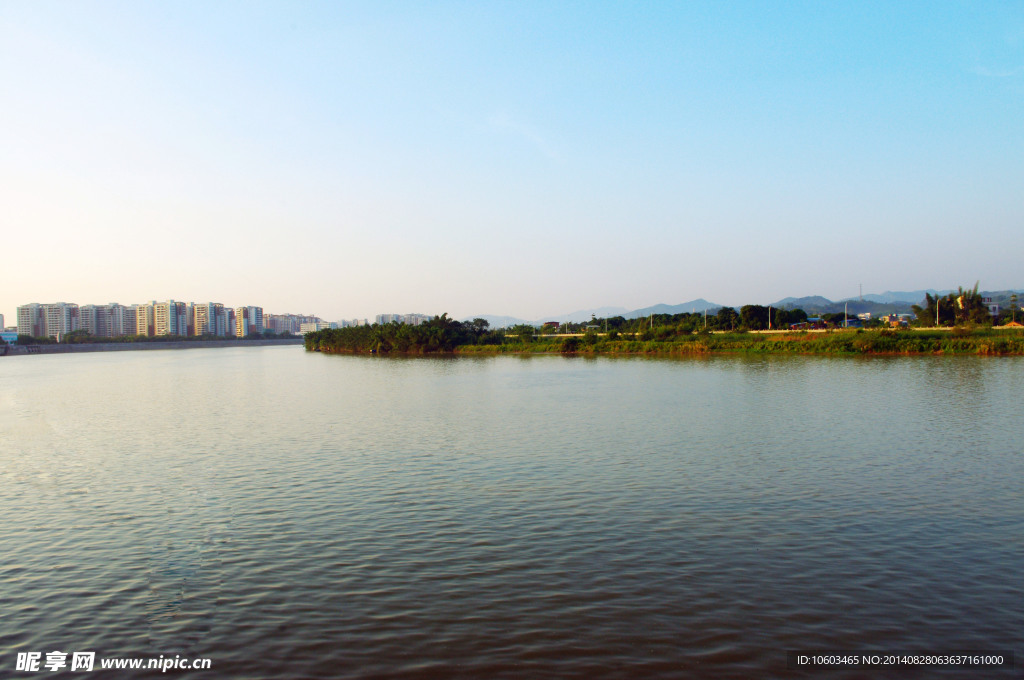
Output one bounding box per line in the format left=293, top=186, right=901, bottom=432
left=2, top=1, right=1022, bottom=323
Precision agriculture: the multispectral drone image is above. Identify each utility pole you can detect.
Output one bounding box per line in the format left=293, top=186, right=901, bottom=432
left=844, top=301, right=848, bottom=328
left=936, top=298, right=940, bottom=326
left=768, top=306, right=772, bottom=330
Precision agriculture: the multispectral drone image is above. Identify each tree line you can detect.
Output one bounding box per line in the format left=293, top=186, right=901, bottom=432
left=305, top=315, right=502, bottom=354
left=910, top=283, right=1017, bottom=326
left=305, top=284, right=1018, bottom=355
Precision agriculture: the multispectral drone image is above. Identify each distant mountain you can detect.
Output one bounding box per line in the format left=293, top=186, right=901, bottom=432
left=549, top=306, right=630, bottom=323
left=470, top=302, right=720, bottom=327
left=772, top=295, right=914, bottom=316
left=849, top=289, right=949, bottom=305
left=470, top=287, right=1021, bottom=329
left=625, top=299, right=722, bottom=319
left=772, top=296, right=834, bottom=309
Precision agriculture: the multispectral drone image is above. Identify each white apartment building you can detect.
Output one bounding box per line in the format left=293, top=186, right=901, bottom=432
left=300, top=321, right=334, bottom=333
left=17, top=304, right=42, bottom=337
left=17, top=303, right=79, bottom=338
left=153, top=300, right=188, bottom=336
left=375, top=313, right=430, bottom=326
left=78, top=303, right=134, bottom=338
left=264, top=313, right=319, bottom=334
left=78, top=305, right=102, bottom=336
left=45, top=303, right=79, bottom=338
left=136, top=302, right=156, bottom=336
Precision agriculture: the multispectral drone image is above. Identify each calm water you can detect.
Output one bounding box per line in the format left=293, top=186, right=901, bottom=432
left=1, top=347, right=1021, bottom=679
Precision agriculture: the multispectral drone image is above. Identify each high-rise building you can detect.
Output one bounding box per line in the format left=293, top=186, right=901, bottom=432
left=375, top=313, right=429, bottom=326
left=17, top=304, right=43, bottom=337
left=130, top=301, right=198, bottom=337
left=123, top=305, right=137, bottom=337
left=136, top=302, right=156, bottom=336
left=403, top=313, right=431, bottom=325
left=44, top=303, right=78, bottom=338
left=264, top=313, right=317, bottom=334
left=194, top=303, right=228, bottom=337
left=79, top=304, right=131, bottom=337
left=0, top=313, right=4, bottom=330
left=18, top=303, right=78, bottom=338
left=151, top=300, right=188, bottom=336
left=79, top=305, right=101, bottom=336
left=300, top=321, right=334, bottom=333
left=235, top=306, right=264, bottom=337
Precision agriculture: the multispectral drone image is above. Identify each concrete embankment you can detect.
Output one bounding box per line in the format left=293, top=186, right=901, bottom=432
left=1, top=338, right=304, bottom=356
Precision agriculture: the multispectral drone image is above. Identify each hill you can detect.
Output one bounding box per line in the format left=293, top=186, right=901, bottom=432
left=624, top=299, right=721, bottom=319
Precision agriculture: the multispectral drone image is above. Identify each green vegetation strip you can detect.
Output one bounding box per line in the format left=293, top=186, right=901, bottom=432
left=306, top=321, right=1024, bottom=357
left=455, top=330, right=1024, bottom=356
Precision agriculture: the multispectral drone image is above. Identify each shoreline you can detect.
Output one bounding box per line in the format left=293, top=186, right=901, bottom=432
left=307, top=329, right=1024, bottom=358
left=1, top=338, right=304, bottom=356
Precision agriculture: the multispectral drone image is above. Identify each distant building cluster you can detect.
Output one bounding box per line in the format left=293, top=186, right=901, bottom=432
left=375, top=313, right=431, bottom=325
left=265, top=313, right=328, bottom=335
left=15, top=301, right=290, bottom=340
left=9, top=302, right=437, bottom=341
left=292, top=314, right=428, bottom=333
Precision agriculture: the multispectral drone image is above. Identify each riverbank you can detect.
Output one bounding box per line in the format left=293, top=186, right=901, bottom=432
left=449, top=329, right=1024, bottom=356
left=1, top=338, right=304, bottom=356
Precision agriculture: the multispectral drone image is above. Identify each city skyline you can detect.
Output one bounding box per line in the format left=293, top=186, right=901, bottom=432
left=9, top=283, right=1024, bottom=336
left=2, top=2, right=1022, bottom=324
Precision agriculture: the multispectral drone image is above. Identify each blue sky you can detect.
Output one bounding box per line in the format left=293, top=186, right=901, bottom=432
left=2, top=1, right=1022, bottom=323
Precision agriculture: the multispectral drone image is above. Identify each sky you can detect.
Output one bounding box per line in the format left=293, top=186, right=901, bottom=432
left=2, top=1, right=1022, bottom=323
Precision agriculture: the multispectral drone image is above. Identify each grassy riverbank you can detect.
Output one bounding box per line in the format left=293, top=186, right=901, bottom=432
left=452, top=329, right=1024, bottom=356
left=305, top=324, right=1024, bottom=357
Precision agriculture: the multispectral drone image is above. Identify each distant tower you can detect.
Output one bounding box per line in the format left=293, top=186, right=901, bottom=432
left=860, top=284, right=863, bottom=302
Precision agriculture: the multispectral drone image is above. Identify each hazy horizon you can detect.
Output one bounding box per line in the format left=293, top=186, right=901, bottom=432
left=3, top=2, right=1022, bottom=324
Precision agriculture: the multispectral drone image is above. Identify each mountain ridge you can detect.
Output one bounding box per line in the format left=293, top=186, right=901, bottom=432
left=465, top=288, right=1023, bottom=328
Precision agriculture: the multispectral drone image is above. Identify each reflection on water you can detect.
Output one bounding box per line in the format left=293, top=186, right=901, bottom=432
left=1, top=348, right=1021, bottom=679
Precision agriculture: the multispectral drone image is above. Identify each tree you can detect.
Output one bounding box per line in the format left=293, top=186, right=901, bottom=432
left=775, top=308, right=808, bottom=327
left=506, top=324, right=535, bottom=344
left=913, top=292, right=954, bottom=326
left=822, top=312, right=856, bottom=326
left=912, top=283, right=992, bottom=326
left=714, top=307, right=739, bottom=331
left=953, top=283, right=990, bottom=325
left=61, top=329, right=93, bottom=343
left=605, top=316, right=627, bottom=331
left=18, top=335, right=55, bottom=345
left=740, top=305, right=769, bottom=330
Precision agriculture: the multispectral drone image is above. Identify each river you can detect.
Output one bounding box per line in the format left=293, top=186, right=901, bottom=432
left=1, top=347, right=1021, bottom=678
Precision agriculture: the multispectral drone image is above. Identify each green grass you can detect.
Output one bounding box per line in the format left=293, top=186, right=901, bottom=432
left=453, top=329, right=1024, bottom=356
